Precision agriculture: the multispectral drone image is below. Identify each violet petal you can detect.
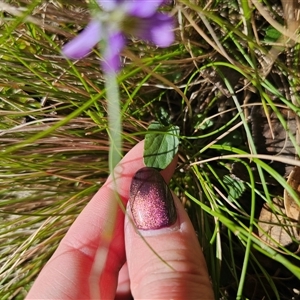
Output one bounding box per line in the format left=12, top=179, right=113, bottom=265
left=97, top=0, right=119, bottom=11
left=123, top=0, right=166, bottom=17
left=62, top=20, right=102, bottom=59
left=135, top=13, right=174, bottom=47
left=102, top=30, right=125, bottom=73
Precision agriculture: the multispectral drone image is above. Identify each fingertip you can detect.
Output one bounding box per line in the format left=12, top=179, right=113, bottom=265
left=160, top=153, right=178, bottom=183
left=124, top=167, right=214, bottom=299
left=105, top=140, right=178, bottom=198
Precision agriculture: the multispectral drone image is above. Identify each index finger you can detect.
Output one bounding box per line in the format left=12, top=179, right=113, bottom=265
left=26, top=140, right=177, bottom=299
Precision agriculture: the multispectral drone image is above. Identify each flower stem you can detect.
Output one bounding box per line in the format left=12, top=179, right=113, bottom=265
left=105, top=71, right=122, bottom=172
left=89, top=71, right=122, bottom=299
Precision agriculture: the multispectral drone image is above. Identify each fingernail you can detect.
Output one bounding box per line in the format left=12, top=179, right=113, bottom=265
left=129, top=167, right=177, bottom=230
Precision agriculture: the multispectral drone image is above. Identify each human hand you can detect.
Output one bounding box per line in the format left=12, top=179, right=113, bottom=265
left=26, top=140, right=214, bottom=299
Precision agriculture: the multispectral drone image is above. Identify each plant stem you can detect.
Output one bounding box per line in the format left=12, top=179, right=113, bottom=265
left=89, top=70, right=122, bottom=299
left=105, top=71, right=122, bottom=172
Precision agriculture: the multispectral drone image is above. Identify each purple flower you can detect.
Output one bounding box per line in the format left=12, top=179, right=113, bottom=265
left=62, top=0, right=174, bottom=73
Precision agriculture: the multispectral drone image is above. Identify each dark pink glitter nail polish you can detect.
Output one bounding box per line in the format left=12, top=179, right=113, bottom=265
left=129, top=167, right=177, bottom=230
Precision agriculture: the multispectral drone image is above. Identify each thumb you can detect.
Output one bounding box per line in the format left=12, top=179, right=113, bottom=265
left=125, top=167, right=214, bottom=299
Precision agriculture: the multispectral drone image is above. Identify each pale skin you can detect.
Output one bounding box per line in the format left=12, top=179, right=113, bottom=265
left=26, top=140, right=214, bottom=299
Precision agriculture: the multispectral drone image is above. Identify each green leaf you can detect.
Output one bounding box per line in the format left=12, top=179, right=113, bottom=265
left=194, top=114, right=214, bottom=130
left=144, top=121, right=180, bottom=169
left=223, top=175, right=245, bottom=201
left=264, top=26, right=281, bottom=43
